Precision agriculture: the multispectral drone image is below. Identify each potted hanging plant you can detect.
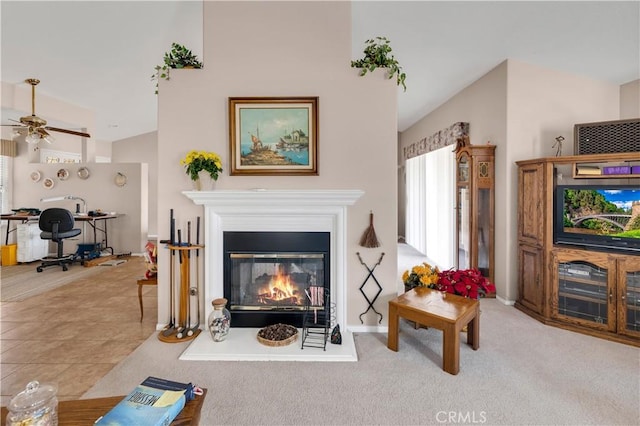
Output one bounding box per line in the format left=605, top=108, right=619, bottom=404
left=151, top=42, right=203, bottom=94
left=181, top=150, right=223, bottom=190
left=351, top=36, right=407, bottom=91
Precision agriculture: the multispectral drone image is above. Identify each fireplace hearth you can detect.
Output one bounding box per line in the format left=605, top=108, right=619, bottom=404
left=224, top=231, right=330, bottom=327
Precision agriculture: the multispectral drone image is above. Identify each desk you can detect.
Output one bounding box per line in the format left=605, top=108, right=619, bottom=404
left=1, top=388, right=207, bottom=426
left=1, top=214, right=119, bottom=254
left=1, top=214, right=38, bottom=245
left=74, top=214, right=119, bottom=255
left=388, top=287, right=479, bottom=375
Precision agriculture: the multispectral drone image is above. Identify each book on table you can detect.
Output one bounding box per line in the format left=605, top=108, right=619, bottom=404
left=95, top=376, right=195, bottom=426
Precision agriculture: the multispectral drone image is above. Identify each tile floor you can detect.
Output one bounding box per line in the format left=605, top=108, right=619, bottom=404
left=0, top=256, right=157, bottom=406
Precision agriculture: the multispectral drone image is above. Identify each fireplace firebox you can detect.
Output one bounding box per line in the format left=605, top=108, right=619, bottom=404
left=223, top=232, right=330, bottom=327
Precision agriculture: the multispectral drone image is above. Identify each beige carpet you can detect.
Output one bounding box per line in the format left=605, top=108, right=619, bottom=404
left=0, top=261, right=107, bottom=302
left=83, top=298, right=640, bottom=425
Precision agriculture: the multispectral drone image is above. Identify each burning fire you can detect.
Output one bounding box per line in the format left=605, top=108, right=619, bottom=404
left=257, top=271, right=301, bottom=305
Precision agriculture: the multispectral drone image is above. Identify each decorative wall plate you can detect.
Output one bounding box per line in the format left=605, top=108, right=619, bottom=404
left=77, top=167, right=90, bottom=180
left=57, top=168, right=70, bottom=180
left=43, top=178, right=55, bottom=189
left=115, top=172, right=127, bottom=187
left=30, top=171, right=42, bottom=182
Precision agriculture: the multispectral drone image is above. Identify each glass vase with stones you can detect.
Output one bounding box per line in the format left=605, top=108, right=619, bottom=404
left=208, top=298, right=231, bottom=342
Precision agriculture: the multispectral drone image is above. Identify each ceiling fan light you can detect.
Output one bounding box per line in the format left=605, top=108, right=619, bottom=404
left=25, top=131, right=40, bottom=144
left=42, top=133, right=55, bottom=144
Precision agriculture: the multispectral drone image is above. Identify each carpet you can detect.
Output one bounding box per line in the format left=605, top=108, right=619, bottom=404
left=0, top=262, right=105, bottom=302
left=82, top=299, right=640, bottom=425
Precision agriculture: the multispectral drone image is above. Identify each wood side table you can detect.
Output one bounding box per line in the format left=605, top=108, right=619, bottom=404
left=388, top=287, right=479, bottom=375
left=1, top=388, right=206, bottom=426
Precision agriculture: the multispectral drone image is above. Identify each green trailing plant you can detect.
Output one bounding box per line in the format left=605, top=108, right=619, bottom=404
left=152, top=42, right=203, bottom=94
left=351, top=36, right=407, bottom=91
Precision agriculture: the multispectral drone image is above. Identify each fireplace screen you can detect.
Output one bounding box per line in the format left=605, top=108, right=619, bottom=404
left=228, top=253, right=325, bottom=311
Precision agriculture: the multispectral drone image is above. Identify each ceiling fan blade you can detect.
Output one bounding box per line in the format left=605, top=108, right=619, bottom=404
left=44, top=126, right=91, bottom=138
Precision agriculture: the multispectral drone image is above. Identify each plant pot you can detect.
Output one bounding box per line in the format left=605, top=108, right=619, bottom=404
left=193, top=171, right=216, bottom=191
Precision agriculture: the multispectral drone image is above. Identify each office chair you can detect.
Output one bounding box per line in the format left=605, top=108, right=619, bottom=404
left=37, top=208, right=81, bottom=272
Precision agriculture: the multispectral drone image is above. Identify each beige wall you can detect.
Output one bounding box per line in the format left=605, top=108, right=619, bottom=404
left=112, top=131, right=157, bottom=237
left=14, top=162, right=148, bottom=254
left=156, top=1, right=398, bottom=329
left=399, top=60, right=508, bottom=292
left=620, top=79, right=640, bottom=119
left=504, top=60, right=619, bottom=301
left=399, top=59, right=620, bottom=302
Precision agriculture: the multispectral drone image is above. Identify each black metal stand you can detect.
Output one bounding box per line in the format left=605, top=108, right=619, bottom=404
left=301, top=286, right=331, bottom=350
left=357, top=252, right=384, bottom=324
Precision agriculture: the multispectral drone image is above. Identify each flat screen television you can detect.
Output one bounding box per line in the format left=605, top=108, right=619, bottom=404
left=554, top=184, right=640, bottom=254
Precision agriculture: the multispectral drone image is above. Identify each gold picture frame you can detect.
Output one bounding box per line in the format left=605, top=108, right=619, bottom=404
left=229, top=97, right=318, bottom=175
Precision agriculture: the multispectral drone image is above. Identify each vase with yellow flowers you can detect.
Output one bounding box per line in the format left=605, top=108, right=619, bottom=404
left=402, top=262, right=440, bottom=292
left=181, top=150, right=223, bottom=190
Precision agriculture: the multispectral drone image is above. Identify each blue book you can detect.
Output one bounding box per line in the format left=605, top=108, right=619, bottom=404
left=95, top=376, right=193, bottom=426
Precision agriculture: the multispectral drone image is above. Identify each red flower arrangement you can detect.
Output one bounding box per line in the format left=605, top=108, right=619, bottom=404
left=437, top=268, right=495, bottom=299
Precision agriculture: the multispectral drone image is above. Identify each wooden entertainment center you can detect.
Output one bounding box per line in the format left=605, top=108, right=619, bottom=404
left=515, top=152, right=640, bottom=346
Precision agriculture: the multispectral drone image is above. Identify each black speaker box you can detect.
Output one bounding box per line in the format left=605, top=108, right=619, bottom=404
left=574, top=118, right=640, bottom=155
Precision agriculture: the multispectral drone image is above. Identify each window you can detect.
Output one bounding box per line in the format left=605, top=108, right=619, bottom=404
left=405, top=146, right=455, bottom=269
left=0, top=153, right=12, bottom=214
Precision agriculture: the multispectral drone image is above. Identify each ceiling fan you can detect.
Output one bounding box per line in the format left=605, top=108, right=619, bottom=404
left=2, top=78, right=91, bottom=143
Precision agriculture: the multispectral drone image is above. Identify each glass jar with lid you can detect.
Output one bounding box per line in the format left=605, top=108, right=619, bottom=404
left=208, top=297, right=231, bottom=342
left=6, top=380, right=58, bottom=426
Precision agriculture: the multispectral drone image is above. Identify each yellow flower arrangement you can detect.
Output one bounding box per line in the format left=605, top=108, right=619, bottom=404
left=402, top=262, right=440, bottom=290
left=180, top=150, right=223, bottom=181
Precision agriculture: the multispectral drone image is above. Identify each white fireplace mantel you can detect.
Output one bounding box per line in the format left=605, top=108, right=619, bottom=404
left=183, top=189, right=364, bottom=331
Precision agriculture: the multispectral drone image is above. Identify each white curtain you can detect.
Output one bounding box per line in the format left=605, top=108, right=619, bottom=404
left=405, top=146, right=456, bottom=269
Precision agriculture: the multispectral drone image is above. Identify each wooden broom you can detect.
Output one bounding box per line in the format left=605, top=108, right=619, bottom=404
left=359, top=211, right=380, bottom=248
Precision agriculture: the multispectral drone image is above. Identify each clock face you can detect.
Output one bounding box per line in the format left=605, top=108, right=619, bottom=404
left=458, top=156, right=469, bottom=182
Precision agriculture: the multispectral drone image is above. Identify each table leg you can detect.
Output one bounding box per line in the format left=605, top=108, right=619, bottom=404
left=442, top=323, right=460, bottom=375
left=467, top=306, right=480, bottom=350
left=138, top=283, right=144, bottom=322
left=387, top=302, right=399, bottom=351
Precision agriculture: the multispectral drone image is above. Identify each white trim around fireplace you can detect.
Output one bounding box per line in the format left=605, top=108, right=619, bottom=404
left=182, top=189, right=364, bottom=360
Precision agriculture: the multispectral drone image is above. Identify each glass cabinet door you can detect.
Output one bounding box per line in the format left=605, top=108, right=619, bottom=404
left=456, top=154, right=470, bottom=270
left=618, top=258, right=640, bottom=338
left=623, top=270, right=640, bottom=334
left=457, top=186, right=470, bottom=270
left=476, top=188, right=490, bottom=277
left=552, top=252, right=615, bottom=332
left=454, top=144, right=495, bottom=285
left=557, top=261, right=608, bottom=325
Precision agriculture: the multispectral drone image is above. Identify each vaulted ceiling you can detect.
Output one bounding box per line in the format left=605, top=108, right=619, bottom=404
left=2, top=1, right=638, bottom=142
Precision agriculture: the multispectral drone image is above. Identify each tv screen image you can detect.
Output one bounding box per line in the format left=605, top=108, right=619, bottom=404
left=554, top=185, right=640, bottom=253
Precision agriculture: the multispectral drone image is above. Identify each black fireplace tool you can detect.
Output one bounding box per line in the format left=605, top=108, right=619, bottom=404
left=357, top=252, right=384, bottom=324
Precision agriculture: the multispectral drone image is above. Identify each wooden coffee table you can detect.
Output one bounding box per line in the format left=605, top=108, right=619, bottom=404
left=388, top=287, right=479, bottom=375
left=1, top=388, right=206, bottom=426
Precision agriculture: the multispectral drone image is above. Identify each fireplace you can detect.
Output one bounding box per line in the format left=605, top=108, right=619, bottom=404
left=182, top=189, right=364, bottom=341
left=224, top=231, right=330, bottom=327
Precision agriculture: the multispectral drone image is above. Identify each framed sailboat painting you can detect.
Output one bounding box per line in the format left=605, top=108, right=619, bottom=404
left=229, top=97, right=319, bottom=175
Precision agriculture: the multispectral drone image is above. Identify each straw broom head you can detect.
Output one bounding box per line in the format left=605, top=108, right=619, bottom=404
left=359, top=211, right=380, bottom=248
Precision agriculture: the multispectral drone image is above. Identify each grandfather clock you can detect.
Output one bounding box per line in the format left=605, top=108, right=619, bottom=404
left=455, top=138, right=496, bottom=285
